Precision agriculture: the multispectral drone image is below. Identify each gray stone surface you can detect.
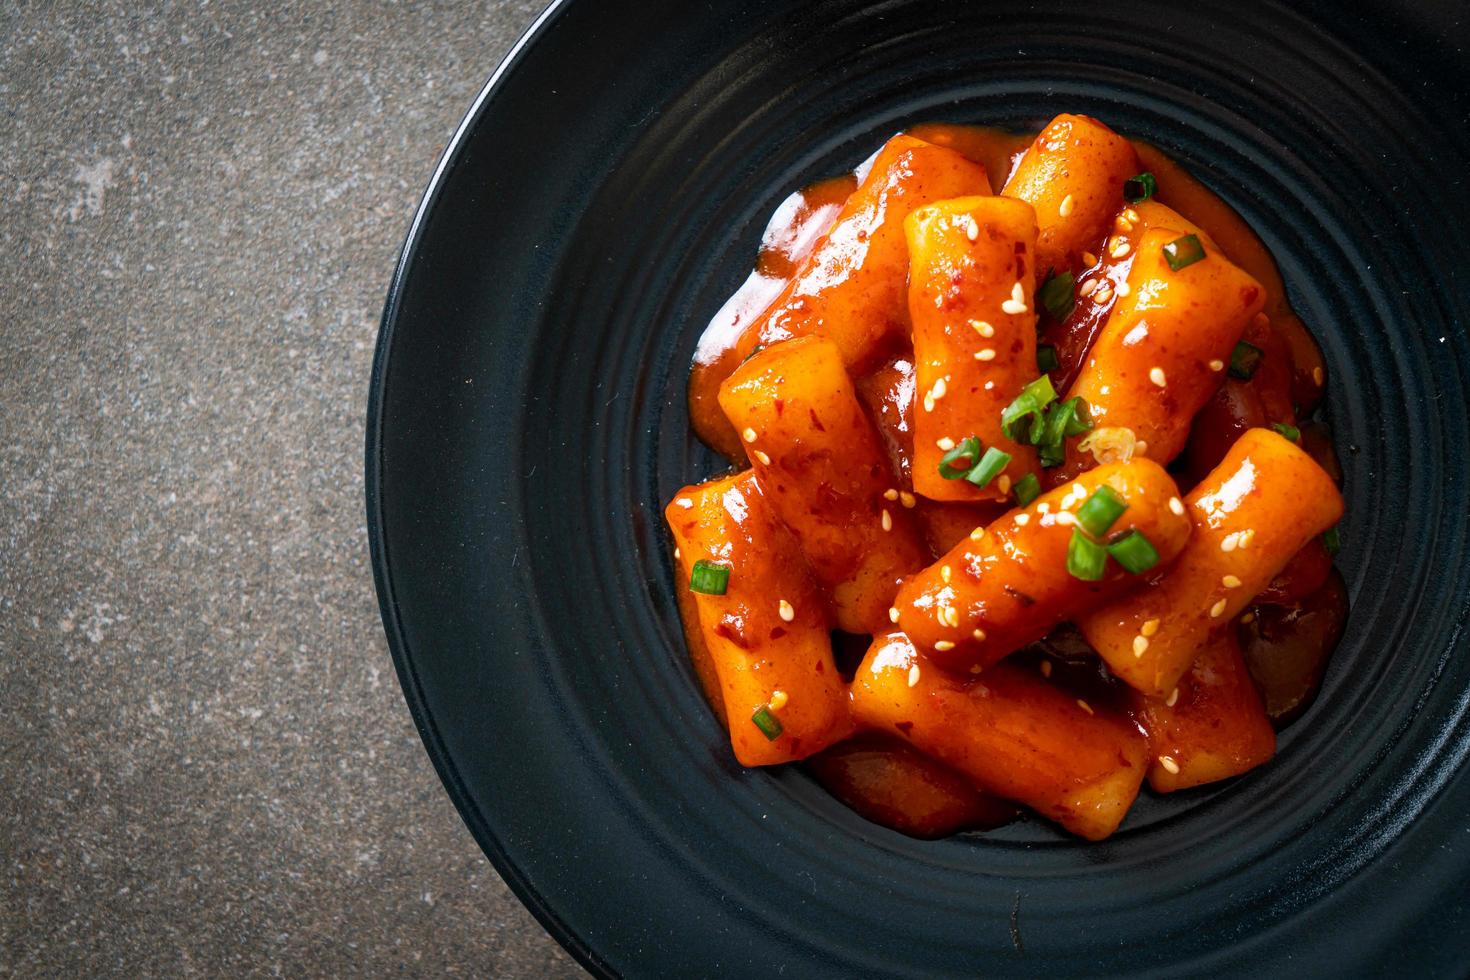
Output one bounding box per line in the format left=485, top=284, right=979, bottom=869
left=0, top=2, right=581, bottom=975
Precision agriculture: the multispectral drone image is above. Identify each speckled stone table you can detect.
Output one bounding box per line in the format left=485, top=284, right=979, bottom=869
left=1, top=3, right=580, bottom=975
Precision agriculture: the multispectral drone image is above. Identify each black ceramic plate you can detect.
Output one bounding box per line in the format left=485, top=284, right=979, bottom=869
left=367, top=1, right=1470, bottom=975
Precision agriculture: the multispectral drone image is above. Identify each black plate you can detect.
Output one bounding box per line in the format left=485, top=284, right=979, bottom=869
left=367, top=1, right=1470, bottom=975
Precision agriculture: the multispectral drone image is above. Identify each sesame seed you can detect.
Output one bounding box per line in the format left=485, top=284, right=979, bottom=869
left=1111, top=239, right=1131, bottom=259
left=1093, top=285, right=1114, bottom=304
left=1241, top=611, right=1256, bottom=625
left=1253, top=312, right=1269, bottom=329
left=936, top=436, right=956, bottom=451
left=1079, top=278, right=1099, bottom=297
left=881, top=509, right=893, bottom=532
left=742, top=427, right=758, bottom=443
left=972, top=628, right=987, bottom=642
left=1135, top=440, right=1148, bottom=454
left=883, top=488, right=899, bottom=501
left=778, top=599, right=795, bottom=621
left=1001, top=282, right=1028, bottom=315
left=970, top=318, right=996, bottom=338
left=675, top=498, right=693, bottom=509
left=934, top=640, right=955, bottom=652
left=997, top=474, right=1011, bottom=494
left=1115, top=281, right=1131, bottom=297
left=1239, top=528, right=1255, bottom=549
left=1313, top=366, right=1325, bottom=386
left=753, top=449, right=772, bottom=466
left=899, top=491, right=916, bottom=509
left=908, top=664, right=922, bottom=687
left=769, top=689, right=789, bottom=710
left=1209, top=359, right=1225, bottom=372
left=975, top=348, right=997, bottom=362
left=1159, top=755, right=1181, bottom=775
left=1133, top=635, right=1150, bottom=657
left=943, top=607, right=961, bottom=628
left=1076, top=699, right=1094, bottom=715
left=1014, top=513, right=1031, bottom=526
left=966, top=216, right=980, bottom=241
left=1149, top=367, right=1167, bottom=387
left=1222, top=574, right=1242, bottom=588
left=931, top=377, right=948, bottom=400
left=922, top=392, right=935, bottom=413
left=1166, top=688, right=1179, bottom=708
left=889, top=606, right=901, bottom=624
left=1036, top=502, right=1050, bottom=515
left=1115, top=216, right=1134, bottom=233
left=1040, top=660, right=1052, bottom=677
left=1124, top=208, right=1141, bottom=224
left=1220, top=533, right=1239, bottom=553
left=1209, top=598, right=1228, bottom=618
left=1082, top=251, right=1099, bottom=267
left=1059, top=193, right=1075, bottom=217
left=969, top=665, right=984, bottom=674
left=1055, top=512, right=1077, bottom=526
left=1141, top=618, right=1160, bottom=637
left=1168, top=497, right=1185, bottom=516
left=969, top=526, right=986, bottom=541
left=941, top=564, right=952, bottom=583
left=673, top=548, right=681, bottom=560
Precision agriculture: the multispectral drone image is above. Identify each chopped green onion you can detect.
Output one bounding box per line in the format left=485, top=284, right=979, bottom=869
left=1066, top=528, right=1108, bottom=581
left=1271, top=422, right=1302, bottom=443
left=1162, top=233, right=1206, bottom=271
left=1124, top=172, right=1157, bottom=203
left=751, top=704, right=784, bottom=740
left=1038, top=271, right=1076, bottom=322
left=1000, top=375, right=1059, bottom=444
left=1106, top=530, right=1161, bottom=574
left=1323, top=525, right=1341, bottom=556
left=1229, top=340, right=1264, bottom=380
left=1038, top=397, right=1093, bottom=468
left=1013, top=472, right=1041, bottom=507
left=690, top=559, right=731, bottom=595
left=1077, top=485, right=1128, bottom=537
left=965, top=446, right=1012, bottom=489
left=1037, top=344, right=1060, bottom=373
left=938, top=435, right=983, bottom=480
left=741, top=344, right=765, bottom=364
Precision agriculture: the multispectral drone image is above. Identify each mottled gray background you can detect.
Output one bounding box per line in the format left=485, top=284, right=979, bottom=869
left=1, top=2, right=581, bottom=975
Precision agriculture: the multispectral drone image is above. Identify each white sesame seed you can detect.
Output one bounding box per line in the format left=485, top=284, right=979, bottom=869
left=966, top=216, right=980, bottom=241
left=970, top=318, right=996, bottom=338
left=1111, top=239, right=1132, bottom=259
left=883, top=488, right=899, bottom=501
left=889, top=606, right=900, bottom=624
left=1223, top=574, right=1242, bottom=589
left=1239, top=528, right=1255, bottom=549
left=969, top=664, right=984, bottom=674
left=943, top=607, right=961, bottom=628
left=1241, top=611, right=1256, bottom=625
left=1040, top=659, right=1052, bottom=677
left=1209, top=359, right=1225, bottom=372
left=1001, top=282, right=1028, bottom=315
left=769, top=689, right=789, bottom=710
left=1159, top=755, right=1181, bottom=775
left=1014, top=513, right=1031, bottom=526
left=1313, top=366, right=1325, bottom=386
left=1141, top=618, right=1160, bottom=637
left=881, top=509, right=892, bottom=532
left=1059, top=194, right=1075, bottom=218
left=1079, top=278, right=1099, bottom=298
left=1077, top=699, right=1094, bottom=715
left=975, top=348, right=997, bottom=361
left=1135, top=440, right=1148, bottom=454
left=1133, top=635, right=1150, bottom=657
left=969, top=526, right=985, bottom=542
left=932, top=377, right=948, bottom=400
left=908, top=664, right=922, bottom=686
left=778, top=599, right=795, bottom=621
left=1055, top=512, right=1077, bottom=526
left=675, top=498, right=693, bottom=509
left=922, top=392, right=935, bottom=413
left=1115, top=281, right=1131, bottom=297
left=941, top=564, right=952, bottom=583
left=1082, top=251, right=1099, bottom=267
left=972, top=628, right=987, bottom=642
left=997, top=474, right=1011, bottom=494
left=673, top=548, right=681, bottom=560
left=1209, top=598, right=1229, bottom=618
left=753, top=449, right=772, bottom=466
left=1166, top=687, right=1179, bottom=708
left=1093, top=285, right=1114, bottom=304
left=936, top=436, right=956, bottom=451
left=1036, top=502, right=1050, bottom=515
left=1220, top=533, right=1239, bottom=553
left=1149, top=367, right=1167, bottom=387
left=742, top=427, right=758, bottom=443
left=1115, top=216, right=1134, bottom=233
left=1168, top=497, right=1185, bottom=516
left=934, top=640, right=955, bottom=652
left=899, top=491, right=916, bottom=509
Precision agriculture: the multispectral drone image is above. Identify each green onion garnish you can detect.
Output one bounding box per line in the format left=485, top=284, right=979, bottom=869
left=751, top=704, right=784, bottom=740
left=1038, top=271, right=1076, bottom=322
left=938, top=435, right=983, bottom=480
left=1323, top=526, right=1341, bottom=556
left=1077, top=485, right=1128, bottom=537
left=1271, top=422, right=1302, bottom=443
left=1001, top=375, right=1059, bottom=444
left=1067, top=528, right=1108, bottom=581
left=1037, top=344, right=1060, bottom=373
left=1124, top=172, right=1157, bottom=203
left=1229, top=340, right=1264, bottom=380
left=965, top=446, right=1012, bottom=489
left=690, top=559, right=731, bottom=595
left=1014, top=472, right=1041, bottom=507
left=1106, top=530, right=1161, bottom=574
left=1162, top=233, right=1206, bottom=271
left=1038, top=396, right=1092, bottom=468
left=741, top=344, right=765, bottom=364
